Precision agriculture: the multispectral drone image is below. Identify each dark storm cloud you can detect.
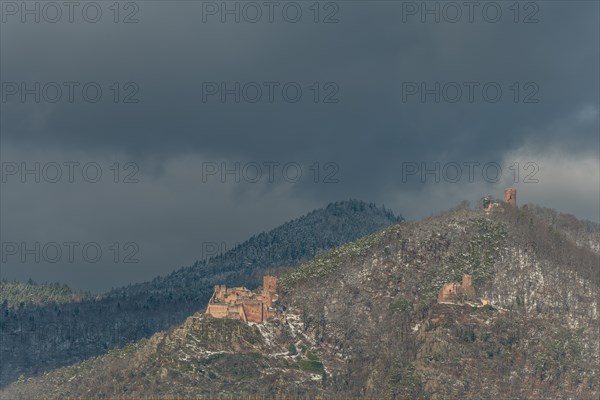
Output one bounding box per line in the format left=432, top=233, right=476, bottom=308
left=2, top=2, right=597, bottom=157
left=1, top=1, right=598, bottom=291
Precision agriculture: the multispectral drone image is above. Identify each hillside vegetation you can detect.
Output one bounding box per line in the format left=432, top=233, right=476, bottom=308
left=0, top=200, right=401, bottom=387
left=4, top=203, right=597, bottom=399
left=0, top=280, right=92, bottom=308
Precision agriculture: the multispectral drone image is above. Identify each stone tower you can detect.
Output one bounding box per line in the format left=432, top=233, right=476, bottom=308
left=462, top=274, right=475, bottom=298
left=504, top=188, right=517, bottom=207
left=462, top=274, right=472, bottom=288
left=263, top=276, right=277, bottom=294
left=214, top=284, right=226, bottom=301
left=261, top=276, right=277, bottom=307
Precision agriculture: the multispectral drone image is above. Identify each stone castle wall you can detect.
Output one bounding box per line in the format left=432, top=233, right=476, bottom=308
left=438, top=273, right=490, bottom=306
left=205, top=276, right=278, bottom=323
left=438, top=274, right=475, bottom=303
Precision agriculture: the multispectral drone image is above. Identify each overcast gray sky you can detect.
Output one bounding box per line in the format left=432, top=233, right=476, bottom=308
left=1, top=1, right=598, bottom=292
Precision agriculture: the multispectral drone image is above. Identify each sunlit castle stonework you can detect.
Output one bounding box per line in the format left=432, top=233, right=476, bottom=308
left=483, top=188, right=517, bottom=213
left=438, top=273, right=491, bottom=306
left=205, top=275, right=280, bottom=323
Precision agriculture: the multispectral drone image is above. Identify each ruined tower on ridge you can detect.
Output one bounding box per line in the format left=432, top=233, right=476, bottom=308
left=261, top=275, right=277, bottom=307
left=438, top=274, right=475, bottom=303
left=462, top=274, right=475, bottom=298
left=504, top=188, right=517, bottom=207
left=438, top=273, right=490, bottom=306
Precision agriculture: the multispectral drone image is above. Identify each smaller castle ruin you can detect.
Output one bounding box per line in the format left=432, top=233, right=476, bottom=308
left=438, top=274, right=490, bottom=306
left=504, top=188, right=517, bottom=207
left=205, top=276, right=279, bottom=323
left=483, top=188, right=517, bottom=213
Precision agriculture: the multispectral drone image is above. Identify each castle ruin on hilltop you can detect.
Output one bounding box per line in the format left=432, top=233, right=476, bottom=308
left=483, top=188, right=517, bottom=213
left=504, top=188, right=517, bottom=207
left=438, top=273, right=491, bottom=306
left=205, top=276, right=279, bottom=323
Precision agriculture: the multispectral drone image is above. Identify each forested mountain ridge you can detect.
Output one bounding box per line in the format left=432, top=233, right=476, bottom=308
left=4, top=202, right=597, bottom=399
left=0, top=200, right=401, bottom=387
left=107, top=199, right=400, bottom=299
left=523, top=204, right=599, bottom=253
left=0, top=280, right=92, bottom=309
